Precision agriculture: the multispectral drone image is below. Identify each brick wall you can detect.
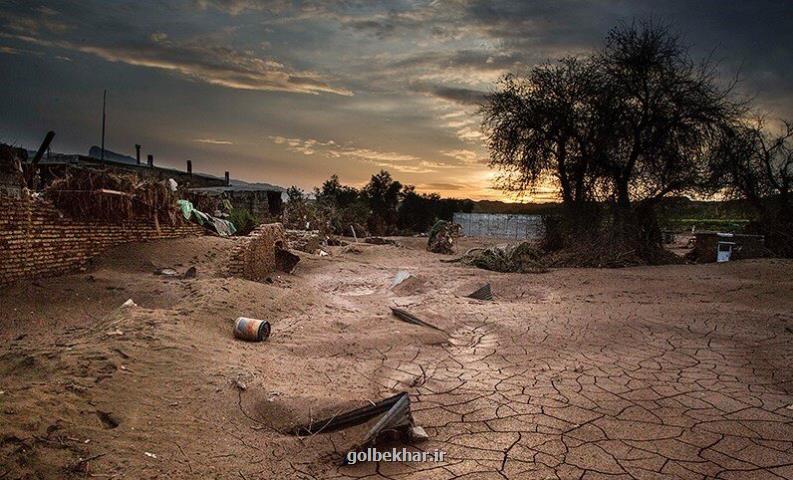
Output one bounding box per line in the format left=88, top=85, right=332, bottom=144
left=227, top=223, right=286, bottom=280
left=0, top=196, right=205, bottom=286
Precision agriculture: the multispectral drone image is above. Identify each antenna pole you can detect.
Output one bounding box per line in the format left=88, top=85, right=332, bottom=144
left=100, top=89, right=107, bottom=161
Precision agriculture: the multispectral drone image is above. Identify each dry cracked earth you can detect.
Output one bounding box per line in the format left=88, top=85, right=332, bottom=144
left=1, top=236, right=793, bottom=479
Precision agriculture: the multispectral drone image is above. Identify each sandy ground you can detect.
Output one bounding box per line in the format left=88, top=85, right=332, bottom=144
left=1, top=235, right=793, bottom=480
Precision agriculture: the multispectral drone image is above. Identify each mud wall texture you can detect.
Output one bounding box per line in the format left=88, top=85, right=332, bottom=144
left=227, top=223, right=286, bottom=280
left=453, top=212, right=544, bottom=240
left=0, top=196, right=205, bottom=286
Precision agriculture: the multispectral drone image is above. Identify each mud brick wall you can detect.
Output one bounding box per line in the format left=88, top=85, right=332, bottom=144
left=453, top=212, right=544, bottom=240
left=0, top=196, right=205, bottom=286
left=227, top=223, right=286, bottom=280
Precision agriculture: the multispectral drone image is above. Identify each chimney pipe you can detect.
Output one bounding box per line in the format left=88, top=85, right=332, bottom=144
left=224, top=171, right=230, bottom=186
left=135, top=144, right=141, bottom=165
left=186, top=160, right=192, bottom=174
left=147, top=154, right=154, bottom=167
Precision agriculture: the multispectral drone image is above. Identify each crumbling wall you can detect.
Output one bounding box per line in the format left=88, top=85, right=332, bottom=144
left=227, top=223, right=286, bottom=280
left=0, top=196, right=204, bottom=286
left=453, top=212, right=544, bottom=240
left=285, top=229, right=321, bottom=253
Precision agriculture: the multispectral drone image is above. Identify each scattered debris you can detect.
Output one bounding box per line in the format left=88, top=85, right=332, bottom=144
left=120, top=299, right=137, bottom=308
left=318, top=249, right=330, bottom=256
left=342, top=245, right=363, bottom=254
left=364, top=236, right=396, bottom=245
left=275, top=247, right=300, bottom=273
left=234, top=379, right=248, bottom=391
left=70, top=453, right=106, bottom=474
left=427, top=220, right=462, bottom=254
left=113, top=348, right=130, bottom=359
left=177, top=199, right=237, bottom=236
left=266, top=391, right=281, bottom=402
left=460, top=242, right=549, bottom=273
left=409, top=425, right=429, bottom=441
left=466, top=283, right=493, bottom=301
left=288, top=392, right=421, bottom=460
left=325, top=237, right=348, bottom=246
left=390, top=307, right=446, bottom=333
left=44, top=168, right=181, bottom=224
left=391, top=271, right=413, bottom=288
left=233, top=317, right=271, bottom=342
left=96, top=411, right=120, bottom=429
left=144, top=452, right=158, bottom=459
left=154, top=268, right=178, bottom=276
left=105, top=329, right=124, bottom=336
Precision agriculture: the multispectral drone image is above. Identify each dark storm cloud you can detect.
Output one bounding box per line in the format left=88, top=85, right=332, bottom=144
left=412, top=84, right=488, bottom=106
left=0, top=1, right=351, bottom=95
left=390, top=49, right=524, bottom=72
left=1, top=0, right=792, bottom=201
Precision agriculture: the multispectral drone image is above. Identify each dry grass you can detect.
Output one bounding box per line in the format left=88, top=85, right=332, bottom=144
left=44, top=167, right=180, bottom=224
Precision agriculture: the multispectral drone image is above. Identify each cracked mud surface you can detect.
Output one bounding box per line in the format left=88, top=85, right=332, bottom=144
left=1, top=236, right=792, bottom=479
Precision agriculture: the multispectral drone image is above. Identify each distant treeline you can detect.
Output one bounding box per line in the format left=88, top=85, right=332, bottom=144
left=280, top=171, right=759, bottom=238
left=283, top=170, right=474, bottom=236
left=475, top=196, right=755, bottom=220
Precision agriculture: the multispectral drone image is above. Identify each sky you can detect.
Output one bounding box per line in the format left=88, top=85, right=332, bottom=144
left=1, top=1, right=792, bottom=201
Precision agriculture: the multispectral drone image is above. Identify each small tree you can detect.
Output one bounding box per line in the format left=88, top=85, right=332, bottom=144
left=314, top=175, right=370, bottom=236
left=482, top=57, right=600, bottom=209
left=397, top=186, right=440, bottom=233
left=709, top=119, right=793, bottom=255
left=483, top=21, right=738, bottom=262
left=362, top=170, right=402, bottom=235
left=283, top=186, right=312, bottom=230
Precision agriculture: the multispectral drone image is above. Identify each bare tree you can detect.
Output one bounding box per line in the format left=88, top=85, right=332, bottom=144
left=483, top=20, right=739, bottom=260
left=482, top=57, right=600, bottom=208
left=709, top=118, right=793, bottom=255
left=593, top=21, right=737, bottom=211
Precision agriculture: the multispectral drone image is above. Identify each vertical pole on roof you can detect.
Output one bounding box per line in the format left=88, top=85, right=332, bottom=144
left=135, top=144, right=141, bottom=165
left=100, top=89, right=107, bottom=162
left=225, top=171, right=230, bottom=186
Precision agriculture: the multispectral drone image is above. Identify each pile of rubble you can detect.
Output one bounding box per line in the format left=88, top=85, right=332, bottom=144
left=427, top=220, right=462, bottom=254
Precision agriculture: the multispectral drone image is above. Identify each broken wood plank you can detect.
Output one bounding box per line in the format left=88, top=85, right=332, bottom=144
left=287, top=392, right=408, bottom=436
left=390, top=307, right=447, bottom=333
left=466, top=283, right=493, bottom=301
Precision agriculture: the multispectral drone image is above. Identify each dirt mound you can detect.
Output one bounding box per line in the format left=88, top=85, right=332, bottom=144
left=390, top=272, right=427, bottom=296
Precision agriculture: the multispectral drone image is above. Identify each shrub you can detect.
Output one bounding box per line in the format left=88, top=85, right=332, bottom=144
left=229, top=208, right=258, bottom=235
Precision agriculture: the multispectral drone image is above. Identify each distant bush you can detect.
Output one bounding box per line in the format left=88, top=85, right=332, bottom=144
left=229, top=208, right=258, bottom=235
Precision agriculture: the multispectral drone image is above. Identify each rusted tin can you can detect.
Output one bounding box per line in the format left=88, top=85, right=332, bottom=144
left=233, top=317, right=271, bottom=342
